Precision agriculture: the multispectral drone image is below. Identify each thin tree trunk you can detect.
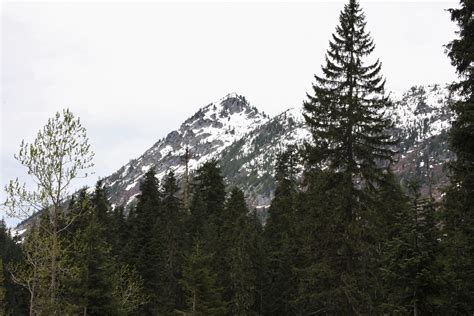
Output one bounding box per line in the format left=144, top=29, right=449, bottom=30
left=29, top=288, right=34, bottom=316
left=183, top=147, right=191, bottom=212
left=51, top=208, right=58, bottom=312
left=51, top=156, right=63, bottom=313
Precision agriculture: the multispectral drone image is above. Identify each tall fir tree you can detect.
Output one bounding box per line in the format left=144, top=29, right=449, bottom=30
left=303, top=0, right=396, bottom=212
left=247, top=210, right=265, bottom=315
left=109, top=205, right=129, bottom=261
left=218, top=188, right=257, bottom=315
left=441, top=0, right=474, bottom=313
left=188, top=160, right=226, bottom=242
left=80, top=195, right=116, bottom=315
left=61, top=187, right=117, bottom=315
left=156, top=171, right=186, bottom=313
left=371, top=172, right=410, bottom=309
left=61, top=189, right=90, bottom=312
left=181, top=239, right=226, bottom=316
left=183, top=160, right=228, bottom=314
left=381, top=180, right=441, bottom=314
left=302, top=0, right=397, bottom=312
left=263, top=147, right=300, bottom=315
left=291, top=169, right=352, bottom=314
left=91, top=180, right=113, bottom=240
left=0, top=259, right=6, bottom=316
left=0, top=219, right=28, bottom=315
left=126, top=168, right=162, bottom=315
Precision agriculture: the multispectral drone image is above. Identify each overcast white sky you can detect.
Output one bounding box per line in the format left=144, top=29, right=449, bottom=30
left=1, top=1, right=458, bottom=225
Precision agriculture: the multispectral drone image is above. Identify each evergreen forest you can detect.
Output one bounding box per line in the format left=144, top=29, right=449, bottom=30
left=1, top=0, right=473, bottom=315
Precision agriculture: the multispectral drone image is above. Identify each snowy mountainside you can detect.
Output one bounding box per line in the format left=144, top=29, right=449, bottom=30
left=220, top=108, right=310, bottom=209
left=103, top=84, right=455, bottom=210
left=103, top=93, right=269, bottom=207
left=391, top=84, right=455, bottom=198
left=392, top=84, right=453, bottom=148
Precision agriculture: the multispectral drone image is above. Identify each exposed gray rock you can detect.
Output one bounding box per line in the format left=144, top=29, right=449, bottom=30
left=103, top=85, right=455, bottom=213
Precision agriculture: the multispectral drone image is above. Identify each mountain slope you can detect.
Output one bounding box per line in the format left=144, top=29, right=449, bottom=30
left=391, top=84, right=455, bottom=198
left=104, top=93, right=269, bottom=207
left=103, top=84, right=455, bottom=210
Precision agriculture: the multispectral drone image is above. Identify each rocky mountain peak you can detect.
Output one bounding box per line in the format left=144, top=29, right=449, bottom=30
left=103, top=93, right=269, bottom=207
left=218, top=93, right=254, bottom=117
left=103, top=84, right=455, bottom=211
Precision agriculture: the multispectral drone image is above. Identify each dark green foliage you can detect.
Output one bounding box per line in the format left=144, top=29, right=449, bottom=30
left=156, top=171, right=186, bottom=313
left=441, top=1, right=474, bottom=313
left=79, top=209, right=116, bottom=315
left=218, top=188, right=257, bottom=315
left=126, top=168, right=162, bottom=314
left=188, top=160, right=226, bottom=242
left=247, top=210, right=265, bottom=315
left=184, top=160, right=262, bottom=315
left=6, top=1, right=474, bottom=312
left=446, top=0, right=474, bottom=95
left=109, top=205, right=129, bottom=261
left=0, top=259, right=5, bottom=316
left=263, top=148, right=300, bottom=315
left=300, top=0, right=399, bottom=313
left=181, top=239, right=226, bottom=316
left=62, top=187, right=117, bottom=315
left=291, top=169, right=356, bottom=314
left=91, top=180, right=113, bottom=239
left=219, top=111, right=301, bottom=208
left=0, top=220, right=28, bottom=315
left=303, top=0, right=396, bottom=211
left=381, top=180, right=442, bottom=314
left=183, top=161, right=229, bottom=314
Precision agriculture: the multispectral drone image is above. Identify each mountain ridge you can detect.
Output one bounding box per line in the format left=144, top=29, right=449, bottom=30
left=102, top=83, right=455, bottom=211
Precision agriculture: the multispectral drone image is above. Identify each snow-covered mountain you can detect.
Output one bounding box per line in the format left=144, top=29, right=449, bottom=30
left=391, top=84, right=455, bottom=198
left=103, top=93, right=269, bottom=208
left=103, top=84, right=455, bottom=211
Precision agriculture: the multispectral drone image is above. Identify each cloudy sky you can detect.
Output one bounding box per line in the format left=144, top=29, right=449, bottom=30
left=1, top=0, right=458, bottom=225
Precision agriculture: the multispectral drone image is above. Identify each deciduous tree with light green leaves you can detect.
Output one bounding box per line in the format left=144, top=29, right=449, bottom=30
left=4, top=109, right=94, bottom=315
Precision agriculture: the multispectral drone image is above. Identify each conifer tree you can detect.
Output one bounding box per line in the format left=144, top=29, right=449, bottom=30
left=218, top=188, right=257, bottom=315
left=183, top=160, right=228, bottom=314
left=301, top=0, right=397, bottom=312
left=0, top=220, right=28, bottom=314
left=61, top=190, right=90, bottom=312
left=247, top=210, right=265, bottom=315
left=181, top=239, right=226, bottom=316
left=62, top=187, right=117, bottom=315
left=126, top=168, right=162, bottom=314
left=80, top=210, right=116, bottom=315
left=263, top=147, right=300, bottom=315
left=156, top=171, right=186, bottom=313
left=0, top=259, right=6, bottom=316
left=381, top=180, right=441, bottom=314
left=370, top=172, right=410, bottom=308
left=188, top=160, right=226, bottom=242
left=441, top=1, right=474, bottom=313
left=113, top=264, right=147, bottom=316
left=303, top=0, right=396, bottom=212
left=91, top=180, right=113, bottom=237
left=291, top=169, right=352, bottom=314
left=109, top=205, right=128, bottom=261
